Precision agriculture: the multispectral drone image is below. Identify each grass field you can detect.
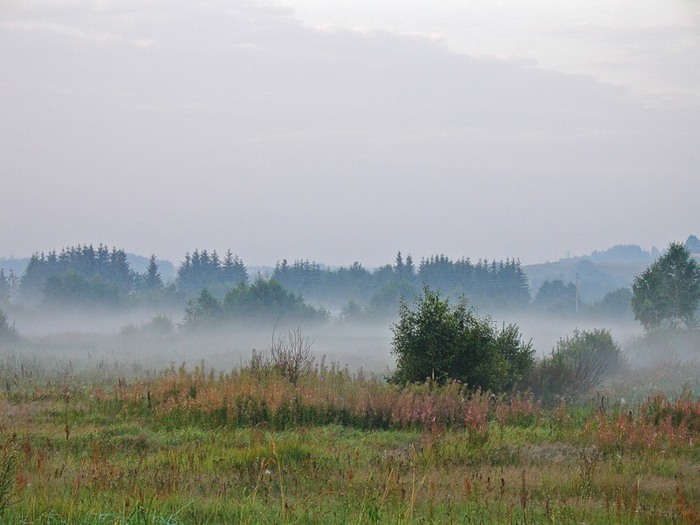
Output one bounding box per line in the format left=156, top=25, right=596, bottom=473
left=1, top=356, right=699, bottom=524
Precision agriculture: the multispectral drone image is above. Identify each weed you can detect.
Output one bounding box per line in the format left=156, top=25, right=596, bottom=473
left=0, top=442, right=18, bottom=511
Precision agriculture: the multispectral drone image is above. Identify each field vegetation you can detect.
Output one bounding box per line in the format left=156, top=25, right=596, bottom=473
left=0, top=345, right=699, bottom=524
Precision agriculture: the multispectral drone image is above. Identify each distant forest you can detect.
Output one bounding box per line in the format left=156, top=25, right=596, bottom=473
left=0, top=242, right=654, bottom=323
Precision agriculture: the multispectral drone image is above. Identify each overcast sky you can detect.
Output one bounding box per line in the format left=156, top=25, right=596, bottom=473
left=1, top=0, right=698, bottom=267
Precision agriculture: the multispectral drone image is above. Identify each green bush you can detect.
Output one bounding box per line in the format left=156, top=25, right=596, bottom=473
left=526, top=329, right=624, bottom=403
left=389, top=286, right=534, bottom=392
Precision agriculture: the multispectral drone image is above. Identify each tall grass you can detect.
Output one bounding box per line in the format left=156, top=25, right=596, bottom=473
left=2, top=356, right=700, bottom=524
left=112, top=362, right=543, bottom=433
left=585, top=388, right=700, bottom=455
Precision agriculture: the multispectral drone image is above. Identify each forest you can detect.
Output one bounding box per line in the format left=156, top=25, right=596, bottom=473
left=0, top=244, right=638, bottom=327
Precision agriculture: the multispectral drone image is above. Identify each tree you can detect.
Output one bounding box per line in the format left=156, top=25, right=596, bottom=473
left=631, top=242, right=700, bottom=330
left=223, top=279, right=328, bottom=323
left=390, top=286, right=534, bottom=392
left=19, top=244, right=135, bottom=303
left=533, top=279, right=577, bottom=314
left=589, top=287, right=633, bottom=319
left=393, top=251, right=416, bottom=282
left=394, top=251, right=405, bottom=276
left=0, top=308, right=19, bottom=342
left=141, top=255, right=164, bottom=293
left=42, top=271, right=119, bottom=307
left=338, top=299, right=365, bottom=324
left=404, top=254, right=416, bottom=280
left=221, top=250, right=248, bottom=287
left=269, top=327, right=315, bottom=385
left=182, top=289, right=223, bottom=328
left=0, top=270, right=10, bottom=305
left=686, top=235, right=700, bottom=254
left=367, top=280, right=418, bottom=316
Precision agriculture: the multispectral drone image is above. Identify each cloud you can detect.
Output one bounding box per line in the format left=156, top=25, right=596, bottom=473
left=1, top=20, right=155, bottom=47
left=537, top=18, right=700, bottom=102
left=0, top=0, right=698, bottom=265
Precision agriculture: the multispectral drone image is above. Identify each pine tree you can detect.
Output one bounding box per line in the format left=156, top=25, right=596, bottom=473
left=142, top=255, right=164, bottom=292
left=0, top=269, right=10, bottom=304
left=221, top=250, right=248, bottom=286
left=404, top=254, right=415, bottom=280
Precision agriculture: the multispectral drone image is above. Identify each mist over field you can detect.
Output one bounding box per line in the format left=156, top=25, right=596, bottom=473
left=0, top=257, right=667, bottom=380
left=2, top=295, right=642, bottom=359
left=1, top=240, right=696, bottom=378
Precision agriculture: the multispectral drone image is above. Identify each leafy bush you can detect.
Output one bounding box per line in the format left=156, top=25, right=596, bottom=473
left=389, top=286, right=534, bottom=392
left=526, top=329, right=624, bottom=403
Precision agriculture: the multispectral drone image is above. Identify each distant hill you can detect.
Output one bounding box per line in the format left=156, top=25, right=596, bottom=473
left=523, top=258, right=648, bottom=303
left=686, top=235, right=700, bottom=254
left=585, top=244, right=658, bottom=265
left=523, top=238, right=700, bottom=303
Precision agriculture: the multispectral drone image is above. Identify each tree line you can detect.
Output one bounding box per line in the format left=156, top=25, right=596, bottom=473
left=2, top=245, right=532, bottom=312
left=273, top=252, right=530, bottom=310
left=2, top=242, right=698, bottom=331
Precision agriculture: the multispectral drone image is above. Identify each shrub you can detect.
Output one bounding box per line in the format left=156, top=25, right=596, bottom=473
left=269, top=327, right=315, bottom=385
left=389, top=285, right=534, bottom=392
left=526, top=329, right=624, bottom=402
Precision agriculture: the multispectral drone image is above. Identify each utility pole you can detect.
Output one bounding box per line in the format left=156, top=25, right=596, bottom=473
left=575, top=273, right=580, bottom=315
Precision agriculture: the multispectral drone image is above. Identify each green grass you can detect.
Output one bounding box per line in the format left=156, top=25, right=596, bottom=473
left=1, top=363, right=700, bottom=524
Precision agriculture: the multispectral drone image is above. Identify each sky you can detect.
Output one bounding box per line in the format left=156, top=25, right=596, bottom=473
left=1, top=0, right=698, bottom=267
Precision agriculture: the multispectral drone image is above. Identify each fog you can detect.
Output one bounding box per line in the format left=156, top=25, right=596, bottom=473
left=4, top=293, right=699, bottom=410
left=3, top=303, right=646, bottom=376
left=3, top=312, right=395, bottom=376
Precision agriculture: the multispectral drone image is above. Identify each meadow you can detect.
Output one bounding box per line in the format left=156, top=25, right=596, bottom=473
left=1, top=351, right=699, bottom=524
